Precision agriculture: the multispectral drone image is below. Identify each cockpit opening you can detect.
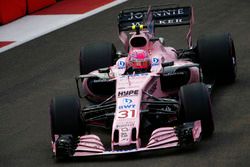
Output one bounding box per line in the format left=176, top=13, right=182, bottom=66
left=130, top=37, right=147, bottom=47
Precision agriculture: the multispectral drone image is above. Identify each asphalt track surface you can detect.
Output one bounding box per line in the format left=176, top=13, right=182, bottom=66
left=0, top=0, right=250, bottom=166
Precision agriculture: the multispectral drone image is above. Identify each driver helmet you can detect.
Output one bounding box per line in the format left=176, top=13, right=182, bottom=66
left=128, top=49, right=151, bottom=72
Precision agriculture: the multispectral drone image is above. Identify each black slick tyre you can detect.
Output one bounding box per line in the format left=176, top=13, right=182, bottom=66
left=197, top=33, right=236, bottom=84
left=50, top=96, right=84, bottom=140
left=80, top=42, right=116, bottom=74
left=179, top=83, right=214, bottom=137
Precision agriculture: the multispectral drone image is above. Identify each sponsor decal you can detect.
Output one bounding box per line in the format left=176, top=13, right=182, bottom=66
left=121, top=132, right=128, bottom=138
left=121, top=128, right=128, bottom=138
left=158, top=19, right=183, bottom=25
left=131, top=18, right=183, bottom=27
left=118, top=104, right=136, bottom=110
left=118, top=60, right=126, bottom=69
left=118, top=90, right=139, bottom=97
left=121, top=127, right=129, bottom=141
left=126, top=8, right=185, bottom=20
left=116, top=122, right=134, bottom=128
left=121, top=138, right=129, bottom=142
left=118, top=98, right=135, bottom=109
left=93, top=79, right=110, bottom=83
left=123, top=98, right=132, bottom=104
left=152, top=57, right=159, bottom=66
left=165, top=71, right=185, bottom=76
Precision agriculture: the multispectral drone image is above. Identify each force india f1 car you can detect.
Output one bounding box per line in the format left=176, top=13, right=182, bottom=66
left=49, top=5, right=236, bottom=159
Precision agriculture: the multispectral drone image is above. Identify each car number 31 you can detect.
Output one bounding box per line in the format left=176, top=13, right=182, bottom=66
left=117, top=110, right=136, bottom=119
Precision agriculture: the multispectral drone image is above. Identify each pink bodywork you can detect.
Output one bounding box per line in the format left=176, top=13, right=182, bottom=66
left=70, top=29, right=202, bottom=156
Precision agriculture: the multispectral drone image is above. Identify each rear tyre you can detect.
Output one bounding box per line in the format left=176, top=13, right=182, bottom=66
left=179, top=83, right=214, bottom=137
left=80, top=42, right=116, bottom=74
left=197, top=33, right=236, bottom=84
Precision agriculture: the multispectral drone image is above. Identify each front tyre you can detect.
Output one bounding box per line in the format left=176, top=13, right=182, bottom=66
left=49, top=96, right=84, bottom=158
left=179, top=83, right=214, bottom=137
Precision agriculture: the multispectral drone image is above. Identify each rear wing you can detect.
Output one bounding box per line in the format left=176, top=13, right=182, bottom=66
left=118, top=5, right=194, bottom=48
left=118, top=5, right=193, bottom=31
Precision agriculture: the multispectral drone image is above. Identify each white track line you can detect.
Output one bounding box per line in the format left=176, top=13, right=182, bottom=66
left=0, top=0, right=127, bottom=53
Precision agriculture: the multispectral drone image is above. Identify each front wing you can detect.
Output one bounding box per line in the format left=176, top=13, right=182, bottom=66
left=52, top=121, right=201, bottom=157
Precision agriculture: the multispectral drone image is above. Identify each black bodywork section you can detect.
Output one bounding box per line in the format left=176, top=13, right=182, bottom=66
left=118, top=5, right=192, bottom=32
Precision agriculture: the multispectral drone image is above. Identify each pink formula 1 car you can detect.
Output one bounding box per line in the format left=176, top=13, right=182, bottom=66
left=49, top=5, right=236, bottom=159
